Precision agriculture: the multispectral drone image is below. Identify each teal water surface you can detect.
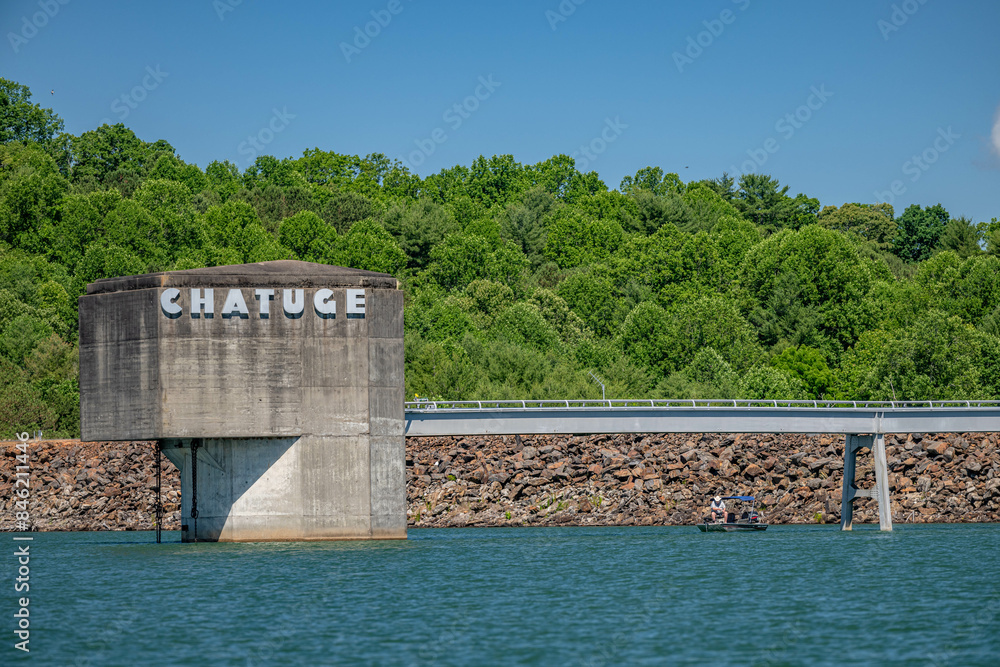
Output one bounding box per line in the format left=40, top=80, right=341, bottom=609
left=9, top=524, right=1000, bottom=666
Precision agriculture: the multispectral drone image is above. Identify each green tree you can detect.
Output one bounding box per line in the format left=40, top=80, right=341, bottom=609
left=278, top=211, right=338, bottom=263
left=677, top=231, right=724, bottom=291
left=665, top=296, right=762, bottom=374
left=383, top=199, right=459, bottom=270
left=770, top=346, right=834, bottom=398
left=500, top=186, right=557, bottom=263
left=607, top=223, right=686, bottom=295
left=0, top=142, right=68, bottom=251
left=711, top=214, right=762, bottom=268
left=490, top=302, right=561, bottom=352
left=528, top=154, right=578, bottom=199
left=679, top=347, right=739, bottom=398
left=134, top=178, right=201, bottom=259
left=464, top=280, right=515, bottom=328
left=937, top=216, right=981, bottom=258
left=294, top=149, right=366, bottom=186
left=0, top=79, right=64, bottom=145
left=543, top=208, right=624, bottom=268
left=575, top=190, right=640, bottom=232
left=46, top=189, right=122, bottom=270
left=0, top=314, right=54, bottom=365
left=0, top=357, right=56, bottom=434
left=837, top=310, right=988, bottom=400
left=75, top=243, right=147, bottom=284
left=747, top=269, right=826, bottom=352
left=909, top=252, right=1000, bottom=327
left=740, top=225, right=889, bottom=354
left=336, top=219, right=407, bottom=274
left=101, top=199, right=168, bottom=270
left=619, top=167, right=683, bottom=197
left=681, top=181, right=741, bottom=232
left=316, top=189, right=377, bottom=234
left=702, top=172, right=736, bottom=202
left=891, top=203, right=949, bottom=262
left=985, top=218, right=1000, bottom=256
left=406, top=293, right=476, bottom=343
left=427, top=233, right=528, bottom=292
left=200, top=200, right=287, bottom=264
left=817, top=202, right=895, bottom=250
left=25, top=334, right=79, bottom=436
left=629, top=190, right=694, bottom=235
left=528, top=289, right=589, bottom=345
left=235, top=184, right=318, bottom=233
left=422, top=164, right=471, bottom=204
left=242, top=155, right=307, bottom=190
left=466, top=154, right=529, bottom=207
left=69, top=124, right=174, bottom=186
left=527, top=154, right=607, bottom=202
left=557, top=268, right=631, bottom=338
left=205, top=160, right=242, bottom=201
left=617, top=301, right=673, bottom=377
left=735, top=173, right=818, bottom=231
left=739, top=366, right=807, bottom=400
left=148, top=153, right=208, bottom=193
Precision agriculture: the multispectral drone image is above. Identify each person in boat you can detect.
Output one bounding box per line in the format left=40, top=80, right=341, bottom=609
left=710, top=495, right=726, bottom=523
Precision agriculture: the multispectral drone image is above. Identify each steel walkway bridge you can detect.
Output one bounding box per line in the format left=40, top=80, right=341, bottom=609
left=403, top=399, right=1000, bottom=532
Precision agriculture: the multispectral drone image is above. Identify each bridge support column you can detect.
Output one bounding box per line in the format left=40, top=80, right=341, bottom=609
left=841, top=433, right=892, bottom=531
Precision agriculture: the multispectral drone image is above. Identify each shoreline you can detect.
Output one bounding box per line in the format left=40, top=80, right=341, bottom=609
left=2, top=432, right=997, bottom=532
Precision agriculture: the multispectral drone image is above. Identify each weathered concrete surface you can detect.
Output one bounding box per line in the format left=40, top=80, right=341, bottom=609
left=79, top=260, right=406, bottom=542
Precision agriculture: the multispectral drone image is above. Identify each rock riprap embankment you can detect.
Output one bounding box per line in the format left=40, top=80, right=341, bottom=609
left=0, top=440, right=179, bottom=531
left=2, top=433, right=997, bottom=531
left=405, top=432, right=1000, bottom=527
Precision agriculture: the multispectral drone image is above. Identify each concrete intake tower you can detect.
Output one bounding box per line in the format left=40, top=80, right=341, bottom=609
left=79, top=260, right=405, bottom=542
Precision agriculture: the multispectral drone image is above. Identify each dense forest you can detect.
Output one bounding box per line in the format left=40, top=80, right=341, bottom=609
left=2, top=79, right=999, bottom=437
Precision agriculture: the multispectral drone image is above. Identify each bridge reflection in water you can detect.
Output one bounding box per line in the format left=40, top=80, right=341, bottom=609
left=404, top=400, right=1000, bottom=532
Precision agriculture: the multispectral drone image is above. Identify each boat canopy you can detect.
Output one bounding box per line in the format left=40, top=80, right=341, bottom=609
left=722, top=495, right=754, bottom=501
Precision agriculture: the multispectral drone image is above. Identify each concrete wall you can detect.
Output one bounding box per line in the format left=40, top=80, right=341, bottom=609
left=80, top=261, right=406, bottom=541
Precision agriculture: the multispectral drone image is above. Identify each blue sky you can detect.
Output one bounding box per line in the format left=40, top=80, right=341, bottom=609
left=2, top=0, right=999, bottom=221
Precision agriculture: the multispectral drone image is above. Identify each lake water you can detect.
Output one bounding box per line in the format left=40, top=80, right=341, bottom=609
left=11, top=524, right=1000, bottom=665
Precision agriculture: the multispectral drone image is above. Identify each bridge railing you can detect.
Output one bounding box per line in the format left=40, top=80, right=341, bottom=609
left=404, top=399, right=1000, bottom=411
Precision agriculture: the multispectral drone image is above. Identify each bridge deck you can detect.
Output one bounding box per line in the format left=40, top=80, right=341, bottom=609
left=403, top=400, right=1000, bottom=437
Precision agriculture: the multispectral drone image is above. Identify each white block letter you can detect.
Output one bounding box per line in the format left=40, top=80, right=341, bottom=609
left=222, top=288, right=249, bottom=318
left=255, top=288, right=274, bottom=318
left=191, top=288, right=214, bottom=318
left=160, top=288, right=182, bottom=318
left=346, top=288, right=365, bottom=318
left=313, top=288, right=336, bottom=318
left=283, top=288, right=304, bottom=318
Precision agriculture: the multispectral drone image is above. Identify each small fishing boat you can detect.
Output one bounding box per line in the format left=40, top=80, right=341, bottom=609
left=697, top=495, right=768, bottom=532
